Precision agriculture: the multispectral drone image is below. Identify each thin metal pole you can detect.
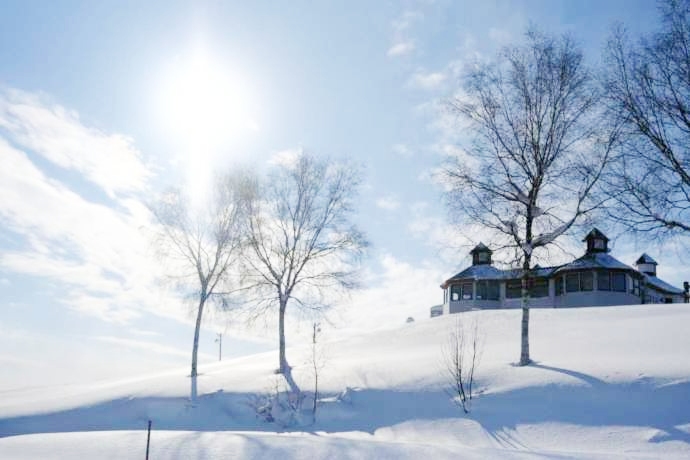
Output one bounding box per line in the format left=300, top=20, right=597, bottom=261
left=146, top=420, right=152, bottom=460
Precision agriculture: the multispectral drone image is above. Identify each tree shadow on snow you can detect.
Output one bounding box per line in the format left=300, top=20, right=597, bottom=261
left=0, top=366, right=688, bottom=449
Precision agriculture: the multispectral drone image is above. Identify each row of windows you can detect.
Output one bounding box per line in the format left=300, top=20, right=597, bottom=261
left=555, top=271, right=638, bottom=295
left=449, top=271, right=641, bottom=300
left=505, top=278, right=549, bottom=298
left=450, top=280, right=500, bottom=301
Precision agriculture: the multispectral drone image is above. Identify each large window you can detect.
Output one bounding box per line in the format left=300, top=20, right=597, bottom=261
left=555, top=276, right=564, bottom=296
left=566, top=273, right=580, bottom=292
left=530, top=278, right=549, bottom=298
left=611, top=272, right=626, bottom=292
left=476, top=280, right=500, bottom=300
left=565, top=272, right=594, bottom=292
left=597, top=270, right=610, bottom=291
left=506, top=280, right=522, bottom=298
left=450, top=284, right=461, bottom=301
left=580, top=272, right=594, bottom=291
left=632, top=278, right=640, bottom=296
left=450, top=282, right=473, bottom=301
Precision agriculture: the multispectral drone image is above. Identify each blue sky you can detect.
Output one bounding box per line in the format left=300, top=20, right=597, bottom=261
left=1, top=0, right=684, bottom=388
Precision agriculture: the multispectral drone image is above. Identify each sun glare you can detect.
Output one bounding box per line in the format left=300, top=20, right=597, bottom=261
left=158, top=50, right=256, bottom=150
left=155, top=47, right=258, bottom=208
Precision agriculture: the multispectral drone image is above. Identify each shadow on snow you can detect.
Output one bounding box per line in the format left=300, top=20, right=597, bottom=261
left=0, top=365, right=688, bottom=447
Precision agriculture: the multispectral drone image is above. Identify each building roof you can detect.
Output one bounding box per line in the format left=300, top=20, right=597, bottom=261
left=582, top=228, right=609, bottom=242
left=445, top=264, right=505, bottom=283
left=636, top=253, right=658, bottom=265
left=554, top=252, right=635, bottom=273
left=470, top=243, right=491, bottom=254
left=644, top=274, right=684, bottom=295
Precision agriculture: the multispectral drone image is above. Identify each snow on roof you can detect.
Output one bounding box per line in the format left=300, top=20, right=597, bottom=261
left=636, top=253, right=658, bottom=265
left=554, top=252, right=635, bottom=273
left=446, top=264, right=505, bottom=282
left=644, top=274, right=684, bottom=295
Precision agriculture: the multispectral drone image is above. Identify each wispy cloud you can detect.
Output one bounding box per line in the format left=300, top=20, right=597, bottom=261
left=392, top=143, right=413, bottom=157
left=387, top=10, right=423, bottom=58
left=376, top=195, right=401, bottom=211
left=0, top=88, right=192, bottom=326
left=407, top=71, right=447, bottom=90
left=0, top=88, right=150, bottom=198
left=387, top=41, right=416, bottom=57
left=268, top=147, right=302, bottom=168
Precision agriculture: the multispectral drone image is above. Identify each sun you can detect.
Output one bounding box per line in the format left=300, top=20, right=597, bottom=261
left=155, top=47, right=257, bottom=207
left=156, top=48, right=256, bottom=152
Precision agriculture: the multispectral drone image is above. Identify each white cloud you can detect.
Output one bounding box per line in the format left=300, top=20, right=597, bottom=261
left=0, top=89, right=150, bottom=197
left=408, top=71, right=447, bottom=90
left=387, top=41, right=416, bottom=57
left=392, top=143, right=413, bottom=157
left=0, top=90, right=195, bottom=327
left=268, top=147, right=302, bottom=168
left=376, top=195, right=401, bottom=211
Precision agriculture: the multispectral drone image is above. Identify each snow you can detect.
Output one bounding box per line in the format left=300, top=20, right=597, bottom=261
left=2, top=304, right=690, bottom=459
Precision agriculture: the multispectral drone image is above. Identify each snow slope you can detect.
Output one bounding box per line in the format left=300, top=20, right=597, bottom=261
left=1, top=304, right=689, bottom=459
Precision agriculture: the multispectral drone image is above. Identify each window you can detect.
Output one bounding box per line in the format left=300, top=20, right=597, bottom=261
left=580, top=272, right=594, bottom=291
left=530, top=278, right=549, bottom=298
left=632, top=278, right=640, bottom=296
left=450, top=283, right=474, bottom=301
left=612, top=272, right=626, bottom=292
left=475, top=280, right=499, bottom=300
left=487, top=280, right=500, bottom=300
left=477, top=252, right=489, bottom=263
left=450, top=284, right=461, bottom=301
left=476, top=281, right=486, bottom=300
left=462, top=282, right=473, bottom=300
left=506, top=280, right=522, bottom=298
left=597, top=271, right=610, bottom=291
left=555, top=276, right=564, bottom=296
left=593, top=239, right=605, bottom=249
left=566, top=273, right=580, bottom=292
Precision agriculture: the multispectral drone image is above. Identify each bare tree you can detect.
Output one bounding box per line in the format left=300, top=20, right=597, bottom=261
left=602, top=0, right=690, bottom=239
left=443, top=317, right=482, bottom=414
left=150, top=173, right=244, bottom=402
left=442, top=29, right=613, bottom=366
left=240, top=153, right=368, bottom=392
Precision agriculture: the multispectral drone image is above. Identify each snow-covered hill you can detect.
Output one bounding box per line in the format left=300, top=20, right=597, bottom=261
left=1, top=304, right=689, bottom=459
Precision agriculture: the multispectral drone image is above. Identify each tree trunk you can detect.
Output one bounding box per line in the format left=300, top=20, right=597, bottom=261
left=519, top=256, right=532, bottom=366
left=278, top=298, right=300, bottom=393
left=190, top=295, right=206, bottom=402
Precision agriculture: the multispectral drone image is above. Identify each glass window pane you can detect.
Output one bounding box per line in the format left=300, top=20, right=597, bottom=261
left=530, top=278, right=549, bottom=298
left=488, top=281, right=500, bottom=300
left=506, top=280, right=522, bottom=298
left=451, top=285, right=461, bottom=301
left=597, top=271, right=611, bottom=291
left=566, top=273, right=580, bottom=292
left=556, top=276, right=564, bottom=296
left=462, top=282, right=473, bottom=300
left=612, top=273, right=626, bottom=292
left=581, top=272, right=594, bottom=291
left=475, top=281, right=485, bottom=300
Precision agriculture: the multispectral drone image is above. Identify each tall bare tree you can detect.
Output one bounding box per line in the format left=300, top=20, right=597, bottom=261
left=240, top=153, right=368, bottom=392
left=442, top=29, right=613, bottom=366
left=150, top=173, right=244, bottom=402
left=602, top=0, right=690, bottom=238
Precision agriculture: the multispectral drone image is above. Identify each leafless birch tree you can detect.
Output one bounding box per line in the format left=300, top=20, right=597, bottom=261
left=240, top=153, right=368, bottom=392
left=442, top=29, right=613, bottom=366
left=602, top=0, right=690, bottom=239
left=150, top=173, right=244, bottom=402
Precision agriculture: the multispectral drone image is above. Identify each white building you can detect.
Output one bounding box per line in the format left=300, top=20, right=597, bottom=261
left=437, top=229, right=686, bottom=316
